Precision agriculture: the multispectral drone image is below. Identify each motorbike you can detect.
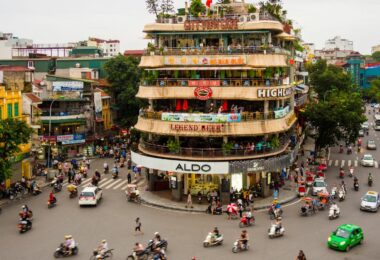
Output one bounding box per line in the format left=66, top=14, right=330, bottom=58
left=203, top=233, right=224, bottom=247
left=268, top=207, right=283, bottom=220
left=126, top=249, right=150, bottom=260
left=112, top=172, right=118, bottom=179
left=53, top=182, right=62, bottom=193
left=232, top=240, right=249, bottom=253
left=300, top=205, right=314, bottom=216
left=53, top=243, right=79, bottom=258
left=328, top=207, right=340, bottom=220
left=48, top=198, right=57, bottom=209
left=32, top=185, right=42, bottom=196
left=338, top=189, right=345, bottom=201
left=90, top=249, right=114, bottom=260
left=349, top=168, right=354, bottom=178
left=103, top=167, right=109, bottom=174
left=239, top=216, right=254, bottom=228
left=80, top=166, right=87, bottom=178
left=331, top=187, right=337, bottom=200
left=339, top=170, right=345, bottom=179
left=146, top=239, right=168, bottom=252
left=368, top=177, right=373, bottom=187
left=69, top=190, right=78, bottom=199
left=347, top=147, right=352, bottom=154
left=354, top=182, right=359, bottom=191
left=268, top=224, right=285, bottom=239
left=18, top=220, right=32, bottom=233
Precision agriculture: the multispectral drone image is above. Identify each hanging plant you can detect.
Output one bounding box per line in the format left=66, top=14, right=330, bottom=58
left=222, top=142, right=233, bottom=155
left=167, top=138, right=180, bottom=154
left=270, top=136, right=280, bottom=149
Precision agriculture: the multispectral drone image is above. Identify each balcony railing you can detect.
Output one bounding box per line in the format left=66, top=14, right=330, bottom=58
left=41, top=111, right=83, bottom=117
left=145, top=46, right=291, bottom=56
left=141, top=107, right=291, bottom=122
left=140, top=138, right=290, bottom=159
left=141, top=78, right=288, bottom=87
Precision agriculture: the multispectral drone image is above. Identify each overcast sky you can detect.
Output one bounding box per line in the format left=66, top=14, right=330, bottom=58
left=1, top=0, right=379, bottom=54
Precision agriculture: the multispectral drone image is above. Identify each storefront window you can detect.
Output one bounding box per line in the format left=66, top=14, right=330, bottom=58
left=231, top=173, right=243, bottom=191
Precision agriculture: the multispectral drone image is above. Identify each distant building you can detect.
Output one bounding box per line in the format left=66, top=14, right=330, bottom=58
left=315, top=49, right=358, bottom=65
left=302, top=43, right=315, bottom=63
left=324, top=36, right=353, bottom=51
left=372, top=44, right=380, bottom=54
left=345, top=53, right=365, bottom=86
left=124, top=50, right=144, bottom=57
left=0, top=32, right=33, bottom=59
left=87, top=38, right=120, bottom=57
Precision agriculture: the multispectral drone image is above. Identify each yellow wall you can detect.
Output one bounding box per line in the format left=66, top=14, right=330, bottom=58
left=0, top=86, right=22, bottom=120
left=102, top=98, right=112, bottom=130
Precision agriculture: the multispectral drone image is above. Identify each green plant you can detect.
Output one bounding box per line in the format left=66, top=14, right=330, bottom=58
left=167, top=138, right=180, bottom=154
left=173, top=70, right=179, bottom=79
left=270, top=136, right=280, bottom=149
left=248, top=4, right=257, bottom=13
left=222, top=142, right=233, bottom=155
left=147, top=42, right=156, bottom=53
left=189, top=0, right=206, bottom=17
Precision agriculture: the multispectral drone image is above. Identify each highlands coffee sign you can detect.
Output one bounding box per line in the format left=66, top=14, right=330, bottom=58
left=131, top=151, right=229, bottom=174
left=184, top=18, right=239, bottom=31
left=257, top=87, right=293, bottom=98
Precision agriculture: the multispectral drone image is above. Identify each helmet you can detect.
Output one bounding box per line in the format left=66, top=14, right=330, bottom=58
left=65, top=235, right=72, bottom=239
left=154, top=232, right=159, bottom=236
left=102, top=239, right=107, bottom=243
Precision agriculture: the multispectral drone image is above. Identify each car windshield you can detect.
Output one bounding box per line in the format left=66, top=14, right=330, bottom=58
left=80, top=192, right=94, bottom=197
left=363, top=195, right=377, bottom=202
left=314, top=181, right=325, bottom=187
left=335, top=228, right=350, bottom=239
left=363, top=155, right=373, bottom=160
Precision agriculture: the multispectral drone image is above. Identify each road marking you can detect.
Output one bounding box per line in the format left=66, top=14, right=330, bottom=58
left=347, top=160, right=351, bottom=167
left=81, top=178, right=92, bottom=185
left=113, top=180, right=128, bottom=190
left=121, top=184, right=131, bottom=191
left=341, top=160, right=345, bottom=167
left=104, top=179, right=123, bottom=189
left=99, top=179, right=114, bottom=188
left=375, top=161, right=379, bottom=168
left=328, top=160, right=333, bottom=166
left=335, top=160, right=339, bottom=167
left=354, top=160, right=358, bottom=167
left=97, top=178, right=109, bottom=185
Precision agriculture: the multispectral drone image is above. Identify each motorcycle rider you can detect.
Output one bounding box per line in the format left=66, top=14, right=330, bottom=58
left=64, top=235, right=76, bottom=255
left=368, top=173, right=373, bottom=185
left=95, top=170, right=101, bottom=180
left=133, top=242, right=145, bottom=256
left=95, top=239, right=109, bottom=258
left=341, top=180, right=347, bottom=194
left=238, top=230, right=249, bottom=249
left=275, top=217, right=283, bottom=234
left=49, top=191, right=57, bottom=205
left=331, top=184, right=338, bottom=199
left=354, top=177, right=359, bottom=190
left=349, top=166, right=354, bottom=177
left=112, top=164, right=119, bottom=177
left=245, top=210, right=253, bottom=225
left=103, top=162, right=109, bottom=174
left=329, top=202, right=340, bottom=217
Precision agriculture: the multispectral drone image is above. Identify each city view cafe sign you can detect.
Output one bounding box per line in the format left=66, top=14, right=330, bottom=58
left=184, top=18, right=239, bottom=31
left=164, top=55, right=246, bottom=66
left=131, top=151, right=229, bottom=174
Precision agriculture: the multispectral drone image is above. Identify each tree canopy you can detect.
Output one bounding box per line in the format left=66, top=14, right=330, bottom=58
left=362, top=77, right=380, bottom=102
left=0, top=118, right=33, bottom=182
left=189, top=0, right=206, bottom=16
left=104, top=55, right=147, bottom=127
left=372, top=51, right=380, bottom=62
left=304, top=60, right=366, bottom=151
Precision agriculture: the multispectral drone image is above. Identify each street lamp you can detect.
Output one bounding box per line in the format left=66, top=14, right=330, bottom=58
left=47, top=99, right=56, bottom=169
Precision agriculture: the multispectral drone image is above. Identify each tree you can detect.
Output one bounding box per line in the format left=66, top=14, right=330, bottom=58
left=0, top=118, right=33, bottom=182
left=304, top=60, right=366, bottom=153
left=363, top=77, right=380, bottom=102
left=104, top=55, right=147, bottom=127
left=161, top=0, right=175, bottom=16
left=189, top=0, right=206, bottom=17
left=372, top=51, right=380, bottom=62
left=146, top=0, right=161, bottom=18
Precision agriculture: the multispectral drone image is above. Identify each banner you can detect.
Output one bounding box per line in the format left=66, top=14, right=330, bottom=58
left=162, top=113, right=241, bottom=123
left=274, top=106, right=290, bottom=119
left=52, top=81, right=84, bottom=91
left=164, top=55, right=246, bottom=66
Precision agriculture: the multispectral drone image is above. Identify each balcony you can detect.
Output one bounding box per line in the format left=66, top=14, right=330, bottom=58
left=134, top=111, right=297, bottom=137
left=139, top=139, right=291, bottom=161
left=40, top=112, right=85, bottom=124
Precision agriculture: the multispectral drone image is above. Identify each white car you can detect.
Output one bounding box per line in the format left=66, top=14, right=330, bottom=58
left=79, top=186, right=103, bottom=206
left=361, top=154, right=375, bottom=167
left=312, top=178, right=328, bottom=196
left=360, top=191, right=380, bottom=212
left=362, top=122, right=369, bottom=130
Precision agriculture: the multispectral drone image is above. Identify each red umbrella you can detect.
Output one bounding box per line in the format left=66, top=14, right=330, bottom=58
left=176, top=99, right=182, bottom=111
left=182, top=99, right=189, bottom=111
left=222, top=100, right=228, bottom=111
left=227, top=203, right=238, bottom=213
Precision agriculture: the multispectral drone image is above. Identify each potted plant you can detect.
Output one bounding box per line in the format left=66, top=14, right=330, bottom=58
left=270, top=136, right=280, bottom=149
left=222, top=142, right=233, bottom=155
left=167, top=139, right=180, bottom=154
left=147, top=42, right=156, bottom=56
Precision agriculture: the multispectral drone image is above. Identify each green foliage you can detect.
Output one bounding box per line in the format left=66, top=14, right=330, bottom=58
left=363, top=78, right=380, bottom=102
left=167, top=138, right=180, bottom=153
left=248, top=4, right=257, bottom=13
left=0, top=118, right=33, bottom=182
left=217, top=0, right=231, bottom=3
left=270, top=136, right=280, bottom=149
left=104, top=55, right=147, bottom=127
left=259, top=0, right=284, bottom=22
left=189, top=0, right=206, bottom=17
left=294, top=40, right=304, bottom=52
left=304, top=59, right=366, bottom=150
left=222, top=142, right=233, bottom=154
left=372, top=51, right=380, bottom=62
left=146, top=0, right=161, bottom=17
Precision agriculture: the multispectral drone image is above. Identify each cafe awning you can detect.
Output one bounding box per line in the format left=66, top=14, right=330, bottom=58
left=295, top=84, right=309, bottom=94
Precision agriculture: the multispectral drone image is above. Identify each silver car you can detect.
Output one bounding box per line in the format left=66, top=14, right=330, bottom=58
left=361, top=154, right=375, bottom=167
left=367, top=140, right=377, bottom=150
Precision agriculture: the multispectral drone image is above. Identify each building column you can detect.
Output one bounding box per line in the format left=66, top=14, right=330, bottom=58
left=264, top=100, right=269, bottom=119
left=219, top=175, right=230, bottom=204
left=148, top=99, right=153, bottom=111
left=261, top=172, right=272, bottom=197
left=171, top=173, right=183, bottom=201
left=147, top=169, right=158, bottom=191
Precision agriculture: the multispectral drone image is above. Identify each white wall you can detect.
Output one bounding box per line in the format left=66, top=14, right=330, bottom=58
left=0, top=41, right=12, bottom=59
left=325, top=36, right=353, bottom=51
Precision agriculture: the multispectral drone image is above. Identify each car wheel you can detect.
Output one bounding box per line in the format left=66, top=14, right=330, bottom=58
left=346, top=245, right=350, bottom=252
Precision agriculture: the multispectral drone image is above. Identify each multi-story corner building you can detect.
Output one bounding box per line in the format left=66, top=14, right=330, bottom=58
left=0, top=32, right=33, bottom=59
left=132, top=1, right=303, bottom=202
left=87, top=37, right=120, bottom=57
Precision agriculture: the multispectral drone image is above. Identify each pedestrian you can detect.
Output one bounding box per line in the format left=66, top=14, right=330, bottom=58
left=296, top=250, right=306, bottom=260
left=127, top=171, right=132, bottom=184
left=135, top=217, right=143, bottom=235
left=68, top=168, right=74, bottom=183
left=186, top=192, right=193, bottom=208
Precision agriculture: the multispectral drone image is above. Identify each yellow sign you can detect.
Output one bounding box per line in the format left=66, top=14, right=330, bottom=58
left=164, top=56, right=246, bottom=66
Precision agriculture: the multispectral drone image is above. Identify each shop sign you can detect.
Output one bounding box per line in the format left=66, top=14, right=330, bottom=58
left=39, top=136, right=57, bottom=142
left=247, top=161, right=265, bottom=172
left=274, top=106, right=290, bottom=119
left=189, top=80, right=220, bottom=87
left=52, top=81, right=84, bottom=91
left=170, top=124, right=224, bottom=133
left=194, top=86, right=213, bottom=100
left=164, top=56, right=246, bottom=66
left=62, top=139, right=86, bottom=145
left=57, top=135, right=74, bottom=142
left=257, top=87, right=293, bottom=98
left=162, top=112, right=241, bottom=123
left=184, top=19, right=238, bottom=31
left=131, top=151, right=229, bottom=174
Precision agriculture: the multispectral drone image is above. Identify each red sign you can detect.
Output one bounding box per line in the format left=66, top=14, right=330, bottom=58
left=194, top=86, right=213, bottom=100
left=188, top=80, right=220, bottom=87
left=170, top=124, right=224, bottom=133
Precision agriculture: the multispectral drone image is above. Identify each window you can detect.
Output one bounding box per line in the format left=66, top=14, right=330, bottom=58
left=14, top=103, right=19, bottom=117
left=7, top=103, right=12, bottom=118
left=27, top=61, right=34, bottom=68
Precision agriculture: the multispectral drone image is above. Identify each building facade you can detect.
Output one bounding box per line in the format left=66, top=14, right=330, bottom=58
left=0, top=32, right=33, bottom=59
left=324, top=36, right=353, bottom=51
left=88, top=38, right=120, bottom=57
left=371, top=44, right=380, bottom=54
left=132, top=2, right=303, bottom=202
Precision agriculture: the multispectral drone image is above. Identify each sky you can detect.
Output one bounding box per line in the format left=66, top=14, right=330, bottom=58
left=1, top=0, right=379, bottom=54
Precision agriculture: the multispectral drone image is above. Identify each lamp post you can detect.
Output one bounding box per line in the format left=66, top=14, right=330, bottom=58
left=47, top=99, right=56, bottom=169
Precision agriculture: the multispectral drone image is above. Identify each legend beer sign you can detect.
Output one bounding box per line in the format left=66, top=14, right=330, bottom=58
left=257, top=87, right=293, bottom=98
left=170, top=124, right=224, bottom=133
left=184, top=18, right=239, bottom=31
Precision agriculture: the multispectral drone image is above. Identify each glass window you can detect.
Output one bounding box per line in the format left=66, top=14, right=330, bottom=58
left=7, top=103, right=12, bottom=118
left=14, top=103, right=19, bottom=117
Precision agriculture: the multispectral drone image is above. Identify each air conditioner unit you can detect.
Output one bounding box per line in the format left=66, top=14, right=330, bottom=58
left=177, top=15, right=187, bottom=23
left=239, top=16, right=247, bottom=23
left=248, top=13, right=259, bottom=22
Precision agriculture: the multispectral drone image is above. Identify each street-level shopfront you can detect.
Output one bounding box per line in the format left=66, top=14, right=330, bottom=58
left=38, top=134, right=89, bottom=159
left=132, top=150, right=295, bottom=202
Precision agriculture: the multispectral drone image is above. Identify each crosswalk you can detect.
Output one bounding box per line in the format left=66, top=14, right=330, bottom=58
left=327, top=159, right=378, bottom=168
left=62, top=177, right=133, bottom=191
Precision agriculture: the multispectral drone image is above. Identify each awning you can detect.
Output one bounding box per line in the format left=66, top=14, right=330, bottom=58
left=275, top=32, right=296, bottom=41
left=147, top=66, right=264, bottom=71
left=295, top=84, right=309, bottom=94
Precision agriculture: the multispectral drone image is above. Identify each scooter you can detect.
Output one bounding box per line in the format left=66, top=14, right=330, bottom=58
left=349, top=168, right=354, bottom=178
left=368, top=176, right=373, bottom=187
left=53, top=182, right=62, bottom=193
left=53, top=243, right=79, bottom=258
left=328, top=207, right=340, bottom=220
left=339, top=170, right=345, bottom=179
left=18, top=220, right=32, bottom=233
left=239, top=216, right=254, bottom=228
left=354, top=182, right=359, bottom=191
left=112, top=172, right=118, bottom=179
left=331, top=187, right=337, bottom=200
left=48, top=198, right=57, bottom=209
left=232, top=240, right=249, bottom=253
left=32, top=185, right=42, bottom=196
left=203, top=233, right=224, bottom=247
left=268, top=224, right=285, bottom=238
left=69, top=189, right=78, bottom=199
left=338, top=189, right=345, bottom=201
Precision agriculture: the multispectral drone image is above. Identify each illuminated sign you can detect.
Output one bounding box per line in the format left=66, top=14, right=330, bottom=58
left=257, top=88, right=293, bottom=98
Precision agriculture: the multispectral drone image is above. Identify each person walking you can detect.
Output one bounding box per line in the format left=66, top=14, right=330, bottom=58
left=68, top=168, right=74, bottom=183
left=127, top=171, right=132, bottom=184
left=186, top=192, right=193, bottom=208
left=135, top=217, right=143, bottom=235
left=296, top=250, right=306, bottom=260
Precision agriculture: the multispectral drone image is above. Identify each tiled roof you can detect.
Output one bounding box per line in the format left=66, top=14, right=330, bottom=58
left=124, top=50, right=144, bottom=56
left=96, top=79, right=110, bottom=87
left=24, top=93, right=42, bottom=103
left=0, top=66, right=32, bottom=72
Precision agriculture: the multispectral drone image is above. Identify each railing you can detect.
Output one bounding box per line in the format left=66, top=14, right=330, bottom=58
left=295, top=94, right=308, bottom=107
left=41, top=111, right=83, bottom=116
left=140, top=139, right=290, bottom=159
left=141, top=107, right=291, bottom=122
left=144, top=46, right=291, bottom=56
left=141, top=78, right=288, bottom=87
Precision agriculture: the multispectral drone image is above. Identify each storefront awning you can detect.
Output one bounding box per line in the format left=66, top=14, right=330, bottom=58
left=147, top=66, right=264, bottom=71
left=295, top=84, right=309, bottom=94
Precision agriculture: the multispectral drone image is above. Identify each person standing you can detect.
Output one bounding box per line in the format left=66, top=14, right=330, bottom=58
left=127, top=171, right=132, bottom=184
left=135, top=217, right=143, bottom=235
left=296, top=250, right=306, bottom=260
left=68, top=168, right=74, bottom=183
left=186, top=192, right=193, bottom=208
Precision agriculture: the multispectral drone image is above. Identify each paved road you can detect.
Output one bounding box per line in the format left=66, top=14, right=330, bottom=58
left=0, top=109, right=380, bottom=260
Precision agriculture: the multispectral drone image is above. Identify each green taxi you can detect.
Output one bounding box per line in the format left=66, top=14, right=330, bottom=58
left=327, top=224, right=364, bottom=251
